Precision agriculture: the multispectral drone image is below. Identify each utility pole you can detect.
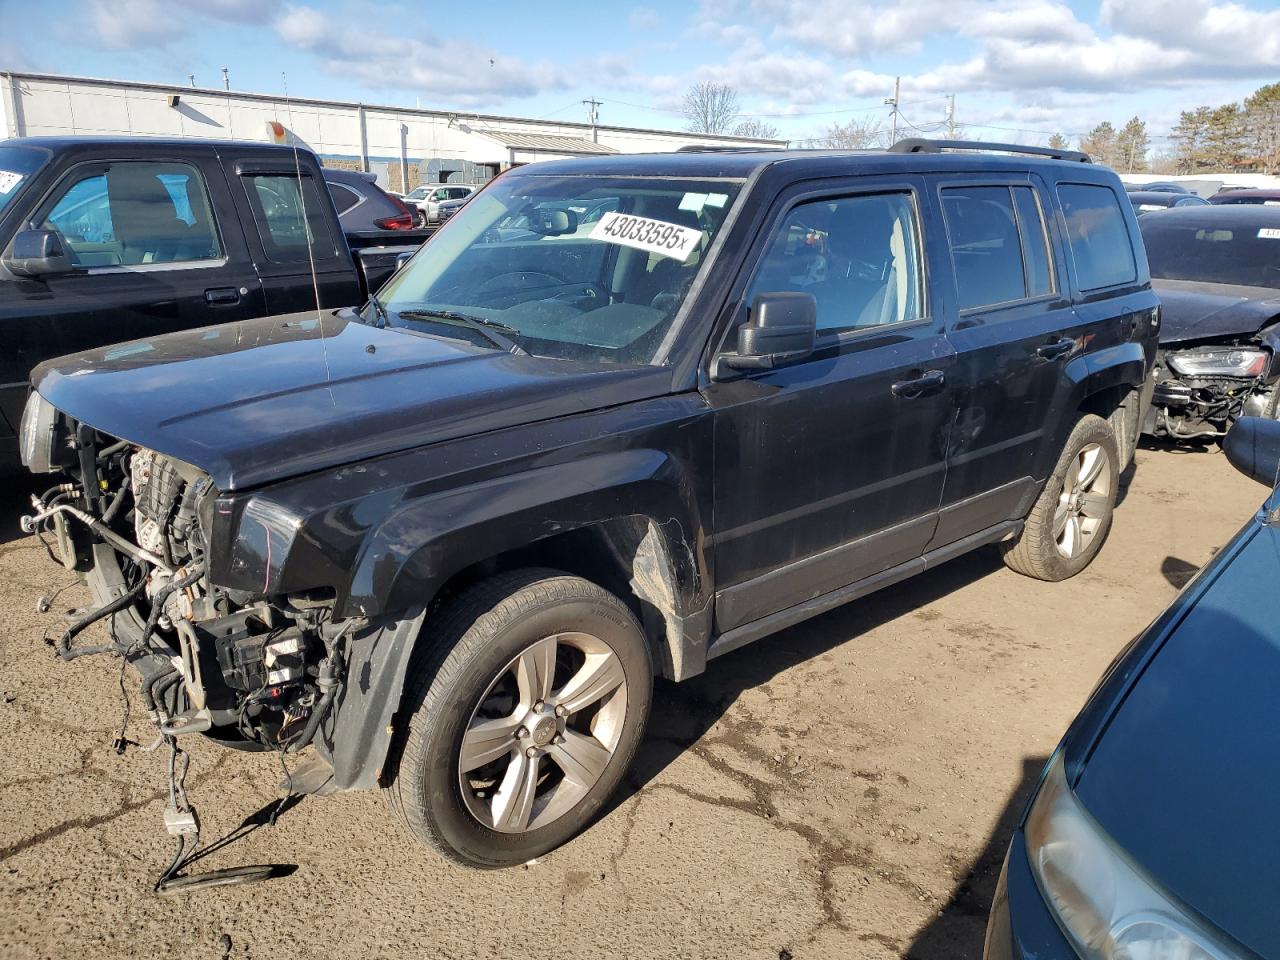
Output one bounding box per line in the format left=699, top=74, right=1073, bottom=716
left=584, top=97, right=602, bottom=143
left=188, top=73, right=196, bottom=88
left=947, top=94, right=957, bottom=138
left=221, top=67, right=229, bottom=90
left=885, top=77, right=900, bottom=145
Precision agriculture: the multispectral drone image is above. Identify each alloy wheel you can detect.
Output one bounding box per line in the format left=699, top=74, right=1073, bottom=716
left=1053, top=442, right=1111, bottom=559
left=458, top=632, right=628, bottom=834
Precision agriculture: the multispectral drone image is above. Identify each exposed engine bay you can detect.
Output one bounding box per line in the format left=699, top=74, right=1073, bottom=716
left=22, top=411, right=362, bottom=890
left=1148, top=341, right=1278, bottom=441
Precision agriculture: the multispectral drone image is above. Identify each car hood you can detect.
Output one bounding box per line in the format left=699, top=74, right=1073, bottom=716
left=1073, top=512, right=1280, bottom=957
left=1154, top=278, right=1280, bottom=345
left=31, top=310, right=673, bottom=491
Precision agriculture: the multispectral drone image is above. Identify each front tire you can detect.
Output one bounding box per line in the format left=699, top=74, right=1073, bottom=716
left=1001, top=414, right=1119, bottom=581
left=384, top=569, right=652, bottom=867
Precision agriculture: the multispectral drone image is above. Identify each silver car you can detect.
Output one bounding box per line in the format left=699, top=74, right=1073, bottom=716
left=404, top=183, right=477, bottom=224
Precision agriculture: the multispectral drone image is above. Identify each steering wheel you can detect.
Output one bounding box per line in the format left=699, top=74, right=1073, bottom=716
left=476, top=270, right=569, bottom=294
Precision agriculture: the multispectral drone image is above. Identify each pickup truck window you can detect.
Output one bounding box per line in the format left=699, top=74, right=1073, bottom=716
left=37, top=161, right=223, bottom=268
left=243, top=174, right=341, bottom=263
left=1058, top=183, right=1137, bottom=291
left=377, top=174, right=742, bottom=365
left=0, top=145, right=47, bottom=216
left=746, top=192, right=922, bottom=333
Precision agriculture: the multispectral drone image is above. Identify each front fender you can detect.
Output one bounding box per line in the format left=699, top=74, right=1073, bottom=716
left=346, top=447, right=705, bottom=619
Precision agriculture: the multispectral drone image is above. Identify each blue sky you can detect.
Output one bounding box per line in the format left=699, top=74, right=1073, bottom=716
left=2, top=0, right=1278, bottom=151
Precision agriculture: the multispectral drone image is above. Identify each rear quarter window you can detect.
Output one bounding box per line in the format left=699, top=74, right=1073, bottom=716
left=1057, top=184, right=1137, bottom=291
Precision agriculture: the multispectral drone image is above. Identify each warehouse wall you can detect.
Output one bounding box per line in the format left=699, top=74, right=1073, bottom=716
left=1, top=72, right=785, bottom=190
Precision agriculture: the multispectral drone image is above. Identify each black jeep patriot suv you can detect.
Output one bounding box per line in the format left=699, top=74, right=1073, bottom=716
left=20, top=139, right=1157, bottom=868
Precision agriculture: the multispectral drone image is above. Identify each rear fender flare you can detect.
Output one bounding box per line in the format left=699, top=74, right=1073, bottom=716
left=1039, top=342, right=1147, bottom=478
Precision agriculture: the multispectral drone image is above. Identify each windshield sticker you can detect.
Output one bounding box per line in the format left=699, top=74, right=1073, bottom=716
left=590, top=211, right=702, bottom=262
left=1259, top=228, right=1280, bottom=240
left=0, top=171, right=23, bottom=194
left=704, top=192, right=728, bottom=208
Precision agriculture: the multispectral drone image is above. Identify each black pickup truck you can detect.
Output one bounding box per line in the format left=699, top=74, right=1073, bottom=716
left=0, top=136, right=429, bottom=462
left=20, top=139, right=1157, bottom=873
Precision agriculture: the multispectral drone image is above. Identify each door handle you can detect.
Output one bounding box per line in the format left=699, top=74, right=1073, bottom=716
left=1036, top=338, right=1074, bottom=362
left=205, top=287, right=241, bottom=305
left=891, top=369, right=946, bottom=399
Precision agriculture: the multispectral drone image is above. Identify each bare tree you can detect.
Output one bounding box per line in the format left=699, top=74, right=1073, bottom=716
left=1244, top=82, right=1280, bottom=174
left=820, top=116, right=888, bottom=149
left=733, top=118, right=781, bottom=140
left=683, top=81, right=740, bottom=135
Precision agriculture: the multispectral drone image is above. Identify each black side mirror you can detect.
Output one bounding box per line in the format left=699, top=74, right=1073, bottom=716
left=720, top=292, right=818, bottom=371
left=1224, top=416, right=1280, bottom=487
left=5, top=229, right=73, bottom=278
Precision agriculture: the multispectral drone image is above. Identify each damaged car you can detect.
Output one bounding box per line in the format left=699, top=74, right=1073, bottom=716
left=1140, top=205, right=1280, bottom=441
left=19, top=141, right=1155, bottom=870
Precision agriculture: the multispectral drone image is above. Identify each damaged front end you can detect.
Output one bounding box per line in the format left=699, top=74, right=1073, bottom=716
left=20, top=390, right=363, bottom=764
left=1147, top=342, right=1278, bottom=441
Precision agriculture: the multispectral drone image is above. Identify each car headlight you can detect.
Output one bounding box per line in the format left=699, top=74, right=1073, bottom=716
left=1026, top=754, right=1244, bottom=960
left=19, top=391, right=58, bottom=474
left=1166, top=348, right=1267, bottom=378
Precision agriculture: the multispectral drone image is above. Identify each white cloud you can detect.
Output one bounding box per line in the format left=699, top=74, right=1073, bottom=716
left=274, top=4, right=572, bottom=106
left=81, top=0, right=281, bottom=49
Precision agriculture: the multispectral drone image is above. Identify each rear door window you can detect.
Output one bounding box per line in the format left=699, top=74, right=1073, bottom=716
left=941, top=187, right=1026, bottom=309
left=242, top=174, right=341, bottom=263
left=38, top=161, right=222, bottom=268
left=1057, top=183, right=1137, bottom=290
left=1012, top=186, right=1054, bottom=298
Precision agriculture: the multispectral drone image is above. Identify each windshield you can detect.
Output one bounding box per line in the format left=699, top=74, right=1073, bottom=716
left=376, top=174, right=742, bottom=364
left=1142, top=216, right=1280, bottom=289
left=406, top=187, right=430, bottom=200
left=0, top=145, right=49, bottom=217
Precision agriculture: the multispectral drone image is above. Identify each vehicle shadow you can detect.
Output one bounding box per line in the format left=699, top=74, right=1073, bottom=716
left=903, top=754, right=1048, bottom=960
left=615, top=547, right=1007, bottom=805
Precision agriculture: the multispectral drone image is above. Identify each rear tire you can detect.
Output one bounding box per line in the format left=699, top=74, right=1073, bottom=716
left=1001, top=414, right=1119, bottom=581
left=383, top=569, right=652, bottom=868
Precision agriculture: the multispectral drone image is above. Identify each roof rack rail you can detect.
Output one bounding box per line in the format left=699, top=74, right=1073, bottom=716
left=675, top=144, right=782, bottom=153
left=889, top=137, right=1091, bottom=164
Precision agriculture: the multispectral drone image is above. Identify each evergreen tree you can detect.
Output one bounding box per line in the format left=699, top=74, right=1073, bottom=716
left=1080, top=121, right=1119, bottom=167
left=1244, top=82, right=1280, bottom=174
left=1115, top=117, right=1150, bottom=172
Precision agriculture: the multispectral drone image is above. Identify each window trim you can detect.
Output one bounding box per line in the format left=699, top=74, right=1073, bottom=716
left=1056, top=180, right=1140, bottom=295
left=723, top=182, right=932, bottom=355
left=938, top=180, right=1060, bottom=315
left=31, top=157, right=227, bottom=274
left=326, top=180, right=366, bottom=217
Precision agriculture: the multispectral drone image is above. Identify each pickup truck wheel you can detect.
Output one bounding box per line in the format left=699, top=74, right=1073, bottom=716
left=384, top=569, right=652, bottom=867
left=1001, top=414, right=1119, bottom=581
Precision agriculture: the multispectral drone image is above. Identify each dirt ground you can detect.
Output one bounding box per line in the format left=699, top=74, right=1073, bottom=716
left=0, top=443, right=1262, bottom=960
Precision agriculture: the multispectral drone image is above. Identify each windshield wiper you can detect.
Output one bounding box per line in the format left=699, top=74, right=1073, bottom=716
left=396, top=309, right=528, bottom=355
left=360, top=292, right=391, bottom=328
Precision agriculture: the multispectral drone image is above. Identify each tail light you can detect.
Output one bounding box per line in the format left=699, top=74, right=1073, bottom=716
left=375, top=196, right=417, bottom=230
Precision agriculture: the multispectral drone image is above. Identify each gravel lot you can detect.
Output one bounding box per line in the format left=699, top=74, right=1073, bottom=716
left=0, top=443, right=1261, bottom=960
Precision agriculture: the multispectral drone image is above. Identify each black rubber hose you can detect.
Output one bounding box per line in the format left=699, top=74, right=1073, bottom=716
left=141, top=664, right=180, bottom=713
left=284, top=664, right=339, bottom=754
left=101, top=475, right=131, bottom=525
left=57, top=577, right=148, bottom=660
left=132, top=564, right=206, bottom=655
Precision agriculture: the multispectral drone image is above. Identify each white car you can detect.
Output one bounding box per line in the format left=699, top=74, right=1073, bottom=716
left=403, top=184, right=477, bottom=224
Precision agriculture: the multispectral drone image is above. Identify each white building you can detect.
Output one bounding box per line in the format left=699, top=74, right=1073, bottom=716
left=0, top=71, right=786, bottom=192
